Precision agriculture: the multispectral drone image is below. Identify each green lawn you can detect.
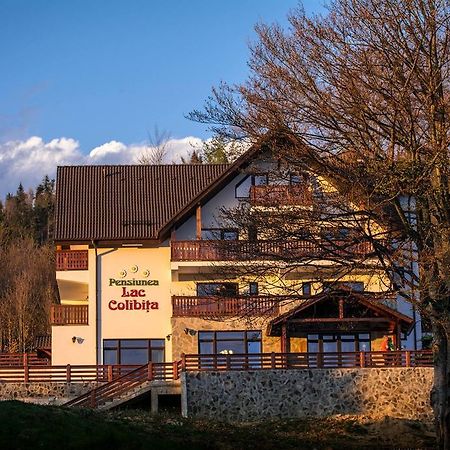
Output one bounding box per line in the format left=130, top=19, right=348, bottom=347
left=0, top=401, right=436, bottom=450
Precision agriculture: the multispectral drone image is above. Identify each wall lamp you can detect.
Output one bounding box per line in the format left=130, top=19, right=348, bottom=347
left=184, top=328, right=197, bottom=336
left=166, top=334, right=172, bottom=341
left=72, top=336, right=84, bottom=344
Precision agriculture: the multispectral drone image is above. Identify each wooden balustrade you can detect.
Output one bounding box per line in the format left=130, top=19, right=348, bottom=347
left=51, top=304, right=89, bottom=325
left=171, top=239, right=374, bottom=262
left=0, top=353, right=49, bottom=366
left=56, top=250, right=88, bottom=271
left=250, top=185, right=313, bottom=206
left=0, top=351, right=433, bottom=384
left=182, top=350, right=434, bottom=371
left=172, top=295, right=282, bottom=317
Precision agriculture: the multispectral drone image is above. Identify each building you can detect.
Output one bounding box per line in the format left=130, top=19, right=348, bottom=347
left=51, top=143, right=424, bottom=367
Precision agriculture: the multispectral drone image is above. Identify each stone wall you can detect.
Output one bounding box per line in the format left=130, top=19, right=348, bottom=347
left=0, top=382, right=99, bottom=405
left=182, top=368, right=433, bottom=421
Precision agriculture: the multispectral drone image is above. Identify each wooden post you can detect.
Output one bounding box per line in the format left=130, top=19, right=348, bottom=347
left=281, top=323, right=287, bottom=353
left=66, top=364, right=72, bottom=383
left=147, top=362, right=153, bottom=381
left=405, top=350, right=411, bottom=367
left=22, top=353, right=28, bottom=367
left=196, top=205, right=202, bottom=240
left=107, top=365, right=113, bottom=382
left=90, top=391, right=96, bottom=408
left=271, top=352, right=276, bottom=369
left=173, top=361, right=179, bottom=380
left=359, top=351, right=365, bottom=368
left=181, top=353, right=186, bottom=371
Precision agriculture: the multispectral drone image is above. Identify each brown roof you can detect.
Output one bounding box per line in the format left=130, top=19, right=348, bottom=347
left=54, top=164, right=230, bottom=242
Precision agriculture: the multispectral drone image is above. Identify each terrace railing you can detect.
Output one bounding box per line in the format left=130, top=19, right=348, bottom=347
left=0, top=362, right=182, bottom=384
left=171, top=240, right=374, bottom=262
left=0, top=353, right=49, bottom=366
left=56, top=250, right=88, bottom=271
left=172, top=295, right=282, bottom=317
left=249, top=185, right=313, bottom=206
left=181, top=350, right=433, bottom=371
left=51, top=304, right=89, bottom=325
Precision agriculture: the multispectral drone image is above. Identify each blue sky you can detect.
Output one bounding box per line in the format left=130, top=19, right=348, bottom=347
left=0, top=0, right=323, bottom=197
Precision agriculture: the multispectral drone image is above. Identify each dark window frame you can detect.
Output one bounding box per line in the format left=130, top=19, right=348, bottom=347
left=198, top=330, right=262, bottom=354
left=196, top=282, right=239, bottom=297
left=103, top=338, right=165, bottom=365
left=307, top=333, right=371, bottom=353
left=201, top=228, right=239, bottom=240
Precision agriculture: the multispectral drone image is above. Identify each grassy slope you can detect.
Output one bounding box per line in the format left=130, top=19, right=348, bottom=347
left=0, top=401, right=436, bottom=450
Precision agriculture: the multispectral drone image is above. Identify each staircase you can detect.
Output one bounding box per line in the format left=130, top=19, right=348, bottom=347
left=64, top=361, right=181, bottom=410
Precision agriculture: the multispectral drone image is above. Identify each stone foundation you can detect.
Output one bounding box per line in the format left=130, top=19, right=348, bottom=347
left=182, top=368, right=434, bottom=421
left=0, top=382, right=100, bottom=405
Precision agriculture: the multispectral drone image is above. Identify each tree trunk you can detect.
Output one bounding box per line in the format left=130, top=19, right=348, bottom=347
left=432, top=322, right=450, bottom=449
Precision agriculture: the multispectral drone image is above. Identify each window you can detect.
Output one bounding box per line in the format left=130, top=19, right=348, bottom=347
left=249, top=282, right=259, bottom=295
left=307, top=333, right=371, bottom=353
left=302, top=282, right=312, bottom=296
left=201, top=228, right=238, bottom=240
left=198, top=331, right=262, bottom=355
left=103, top=339, right=165, bottom=365
left=323, top=281, right=364, bottom=292
left=196, top=283, right=238, bottom=297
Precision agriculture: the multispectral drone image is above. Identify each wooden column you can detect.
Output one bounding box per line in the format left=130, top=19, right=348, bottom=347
left=281, top=323, right=289, bottom=353
left=196, top=205, right=202, bottom=240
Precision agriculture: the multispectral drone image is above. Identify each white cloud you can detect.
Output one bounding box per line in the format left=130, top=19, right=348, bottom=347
left=0, top=135, right=202, bottom=199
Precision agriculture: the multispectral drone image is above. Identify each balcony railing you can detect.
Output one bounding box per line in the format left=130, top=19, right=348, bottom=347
left=172, top=295, right=283, bottom=317
left=182, top=350, right=434, bottom=371
left=171, top=240, right=374, bottom=262
left=56, top=250, right=88, bottom=271
left=250, top=185, right=313, bottom=206
left=51, top=304, right=89, bottom=325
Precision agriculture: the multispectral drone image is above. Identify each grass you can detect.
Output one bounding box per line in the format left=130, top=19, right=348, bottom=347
left=0, top=401, right=436, bottom=449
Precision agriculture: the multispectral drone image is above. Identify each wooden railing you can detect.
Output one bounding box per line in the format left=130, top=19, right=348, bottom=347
left=172, top=295, right=282, bottom=317
left=182, top=350, right=434, bottom=371
left=65, top=361, right=182, bottom=408
left=0, top=362, right=181, bottom=384
left=51, top=304, right=89, bottom=325
left=250, top=185, right=313, bottom=206
left=56, top=250, right=88, bottom=271
left=0, top=353, right=49, bottom=366
left=171, top=240, right=374, bottom=262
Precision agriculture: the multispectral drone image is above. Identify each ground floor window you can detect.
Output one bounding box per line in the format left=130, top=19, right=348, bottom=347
left=307, top=333, right=371, bottom=353
left=103, top=339, right=165, bottom=365
left=198, top=330, right=262, bottom=354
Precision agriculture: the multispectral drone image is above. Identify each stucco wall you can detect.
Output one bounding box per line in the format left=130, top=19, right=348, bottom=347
left=183, top=368, right=433, bottom=421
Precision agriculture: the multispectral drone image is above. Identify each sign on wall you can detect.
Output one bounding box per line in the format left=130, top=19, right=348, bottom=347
left=107, top=265, right=159, bottom=312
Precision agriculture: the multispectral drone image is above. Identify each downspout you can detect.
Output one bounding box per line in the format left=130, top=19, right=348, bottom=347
left=91, top=240, right=99, bottom=365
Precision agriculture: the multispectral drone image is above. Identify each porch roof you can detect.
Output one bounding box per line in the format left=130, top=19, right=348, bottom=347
left=267, top=289, right=413, bottom=336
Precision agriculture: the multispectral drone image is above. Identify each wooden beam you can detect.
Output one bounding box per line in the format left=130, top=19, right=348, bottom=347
left=339, top=298, right=344, bottom=319
left=281, top=323, right=288, bottom=353
left=289, top=318, right=392, bottom=323
left=196, top=205, right=202, bottom=240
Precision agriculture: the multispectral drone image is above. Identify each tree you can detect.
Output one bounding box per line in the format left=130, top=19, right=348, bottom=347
left=190, top=1, right=450, bottom=446
left=137, top=127, right=171, bottom=165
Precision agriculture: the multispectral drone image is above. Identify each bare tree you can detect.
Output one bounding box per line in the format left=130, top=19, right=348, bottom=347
left=190, top=1, right=450, bottom=446
left=137, top=126, right=171, bottom=165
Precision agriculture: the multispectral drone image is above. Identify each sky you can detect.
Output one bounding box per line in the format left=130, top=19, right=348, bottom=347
left=0, top=0, right=323, bottom=198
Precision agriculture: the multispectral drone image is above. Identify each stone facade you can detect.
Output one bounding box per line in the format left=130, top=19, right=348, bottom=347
left=182, top=368, right=434, bottom=421
left=0, top=382, right=99, bottom=405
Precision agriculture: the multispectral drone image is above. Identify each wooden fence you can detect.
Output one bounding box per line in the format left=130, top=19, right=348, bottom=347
left=0, top=351, right=433, bottom=384
left=51, top=304, right=89, bottom=325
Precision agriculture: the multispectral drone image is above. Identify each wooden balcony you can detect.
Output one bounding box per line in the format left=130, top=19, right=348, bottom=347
left=250, top=185, right=313, bottom=206
left=56, top=250, right=88, bottom=271
left=171, top=240, right=374, bottom=262
left=172, top=295, right=282, bottom=317
left=51, top=304, right=89, bottom=325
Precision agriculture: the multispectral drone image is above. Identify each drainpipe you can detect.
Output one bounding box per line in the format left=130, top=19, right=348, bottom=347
left=91, top=240, right=99, bottom=365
